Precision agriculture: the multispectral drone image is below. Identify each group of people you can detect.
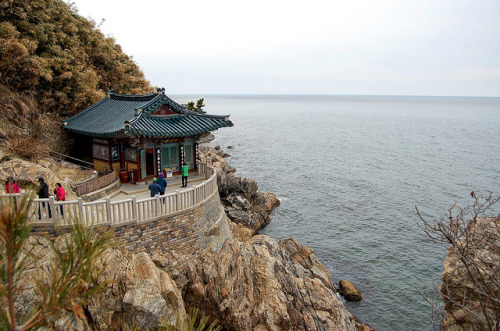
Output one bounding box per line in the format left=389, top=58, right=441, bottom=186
left=37, top=178, right=65, bottom=218
left=148, top=163, right=190, bottom=197
left=148, top=172, right=168, bottom=197
left=5, top=163, right=190, bottom=216
left=4, top=177, right=66, bottom=219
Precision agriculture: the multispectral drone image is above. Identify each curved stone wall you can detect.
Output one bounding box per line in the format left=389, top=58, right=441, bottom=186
left=31, top=190, right=233, bottom=258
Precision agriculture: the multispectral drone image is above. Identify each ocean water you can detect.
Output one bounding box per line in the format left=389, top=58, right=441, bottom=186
left=174, top=94, right=500, bottom=330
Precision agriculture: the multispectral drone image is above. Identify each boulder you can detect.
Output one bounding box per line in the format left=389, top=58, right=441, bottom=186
left=338, top=279, right=362, bottom=302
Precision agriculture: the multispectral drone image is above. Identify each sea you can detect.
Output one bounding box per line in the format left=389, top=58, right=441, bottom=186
left=173, top=94, right=500, bottom=330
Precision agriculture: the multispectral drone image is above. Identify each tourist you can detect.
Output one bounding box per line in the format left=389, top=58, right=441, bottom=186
left=148, top=177, right=162, bottom=197
left=4, top=176, right=20, bottom=194
left=157, top=172, right=167, bottom=195
left=37, top=177, right=51, bottom=219
left=55, top=183, right=66, bottom=216
left=181, top=162, right=189, bottom=187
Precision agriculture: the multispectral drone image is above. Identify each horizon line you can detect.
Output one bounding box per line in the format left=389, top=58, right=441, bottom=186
left=168, top=93, right=500, bottom=99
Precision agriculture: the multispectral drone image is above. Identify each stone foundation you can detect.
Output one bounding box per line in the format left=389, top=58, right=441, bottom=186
left=31, top=191, right=232, bottom=258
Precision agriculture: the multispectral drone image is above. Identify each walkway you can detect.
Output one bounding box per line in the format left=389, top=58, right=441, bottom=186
left=25, top=163, right=219, bottom=226
left=109, top=174, right=206, bottom=201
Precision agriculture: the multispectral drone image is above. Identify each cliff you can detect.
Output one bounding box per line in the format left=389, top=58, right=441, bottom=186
left=440, top=216, right=500, bottom=330
left=12, top=146, right=372, bottom=330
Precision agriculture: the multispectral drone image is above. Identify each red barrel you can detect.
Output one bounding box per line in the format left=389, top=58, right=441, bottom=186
left=119, top=171, right=129, bottom=183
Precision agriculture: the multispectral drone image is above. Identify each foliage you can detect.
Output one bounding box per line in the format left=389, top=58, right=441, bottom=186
left=416, top=193, right=500, bottom=330
left=184, top=98, right=206, bottom=114
left=0, top=193, right=114, bottom=330
left=0, top=0, right=153, bottom=155
left=125, top=307, right=221, bottom=331
left=7, top=133, right=49, bottom=161
left=0, top=0, right=152, bottom=117
left=162, top=307, right=222, bottom=331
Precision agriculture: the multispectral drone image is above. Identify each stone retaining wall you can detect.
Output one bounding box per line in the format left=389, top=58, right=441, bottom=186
left=80, top=178, right=121, bottom=202
left=31, top=191, right=232, bottom=258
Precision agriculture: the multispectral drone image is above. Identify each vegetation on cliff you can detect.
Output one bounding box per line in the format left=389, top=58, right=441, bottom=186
left=0, top=0, right=152, bottom=155
left=417, top=193, right=500, bottom=330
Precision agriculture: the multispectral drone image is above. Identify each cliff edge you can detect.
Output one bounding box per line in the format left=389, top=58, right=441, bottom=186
left=13, top=146, right=372, bottom=330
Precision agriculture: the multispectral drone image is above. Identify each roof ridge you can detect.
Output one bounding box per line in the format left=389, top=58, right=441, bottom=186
left=109, top=91, right=159, bottom=101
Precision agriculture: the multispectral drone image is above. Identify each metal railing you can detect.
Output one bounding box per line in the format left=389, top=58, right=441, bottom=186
left=2, top=163, right=217, bottom=227
left=49, top=151, right=96, bottom=172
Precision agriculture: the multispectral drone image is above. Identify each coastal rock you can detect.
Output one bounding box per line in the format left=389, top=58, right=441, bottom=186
left=18, top=240, right=187, bottom=330
left=440, top=216, right=500, bottom=331
left=201, top=145, right=280, bottom=233
left=226, top=172, right=243, bottom=193
left=338, top=280, right=362, bottom=302
left=242, top=177, right=258, bottom=197
left=183, top=233, right=360, bottom=330
left=279, top=237, right=334, bottom=290
left=121, top=252, right=186, bottom=329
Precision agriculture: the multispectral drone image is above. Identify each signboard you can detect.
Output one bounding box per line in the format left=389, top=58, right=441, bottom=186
left=111, top=146, right=120, bottom=161
left=93, top=144, right=109, bottom=160
left=124, top=148, right=137, bottom=162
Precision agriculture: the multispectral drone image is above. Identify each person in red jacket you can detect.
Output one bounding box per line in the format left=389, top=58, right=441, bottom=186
left=55, top=183, right=66, bottom=216
left=4, top=177, right=20, bottom=194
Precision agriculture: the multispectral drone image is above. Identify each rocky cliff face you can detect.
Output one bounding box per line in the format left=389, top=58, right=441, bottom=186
left=440, top=216, right=500, bottom=331
left=199, top=145, right=280, bottom=234
left=15, top=146, right=371, bottom=330
left=0, top=150, right=93, bottom=200
left=21, top=223, right=366, bottom=330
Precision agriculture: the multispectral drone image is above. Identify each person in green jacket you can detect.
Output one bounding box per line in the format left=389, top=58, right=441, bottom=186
left=181, top=162, right=189, bottom=187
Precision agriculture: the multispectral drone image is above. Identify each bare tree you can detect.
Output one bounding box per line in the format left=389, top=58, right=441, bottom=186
left=416, top=193, right=500, bottom=330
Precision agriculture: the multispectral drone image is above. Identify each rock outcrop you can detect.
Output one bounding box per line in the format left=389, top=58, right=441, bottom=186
left=440, top=216, right=500, bottom=331
left=199, top=145, right=280, bottom=233
left=19, top=226, right=367, bottom=330
left=0, top=151, right=93, bottom=200
left=180, top=234, right=359, bottom=330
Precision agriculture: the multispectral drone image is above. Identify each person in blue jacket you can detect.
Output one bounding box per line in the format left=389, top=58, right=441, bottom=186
left=156, top=172, right=167, bottom=195
left=148, top=177, right=162, bottom=197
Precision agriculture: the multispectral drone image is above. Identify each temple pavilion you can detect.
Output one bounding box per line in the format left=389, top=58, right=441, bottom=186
left=62, top=88, right=232, bottom=182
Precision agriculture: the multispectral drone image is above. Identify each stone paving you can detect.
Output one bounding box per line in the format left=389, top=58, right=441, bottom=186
left=109, top=174, right=206, bottom=201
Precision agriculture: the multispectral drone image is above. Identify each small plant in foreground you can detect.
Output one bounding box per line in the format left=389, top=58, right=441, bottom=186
left=0, top=192, right=113, bottom=330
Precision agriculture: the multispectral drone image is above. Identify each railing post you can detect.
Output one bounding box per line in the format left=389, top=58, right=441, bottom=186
left=193, top=185, right=198, bottom=205
left=155, top=195, right=160, bottom=216
left=49, top=196, right=56, bottom=221
left=131, top=196, right=138, bottom=221
left=105, top=197, right=112, bottom=224
left=77, top=197, right=85, bottom=225
left=176, top=190, right=181, bottom=211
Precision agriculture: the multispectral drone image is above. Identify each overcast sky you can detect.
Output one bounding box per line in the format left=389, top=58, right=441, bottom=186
left=71, top=0, right=500, bottom=97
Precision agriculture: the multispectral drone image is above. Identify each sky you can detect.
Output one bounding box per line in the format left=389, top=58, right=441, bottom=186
left=70, top=0, right=500, bottom=97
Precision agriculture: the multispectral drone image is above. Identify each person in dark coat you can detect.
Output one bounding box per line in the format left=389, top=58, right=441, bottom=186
left=148, top=177, right=162, bottom=197
left=156, top=172, right=167, bottom=195
left=37, top=177, right=51, bottom=218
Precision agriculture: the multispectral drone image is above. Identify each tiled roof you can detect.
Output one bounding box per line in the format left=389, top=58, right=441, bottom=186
left=62, top=90, right=232, bottom=138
